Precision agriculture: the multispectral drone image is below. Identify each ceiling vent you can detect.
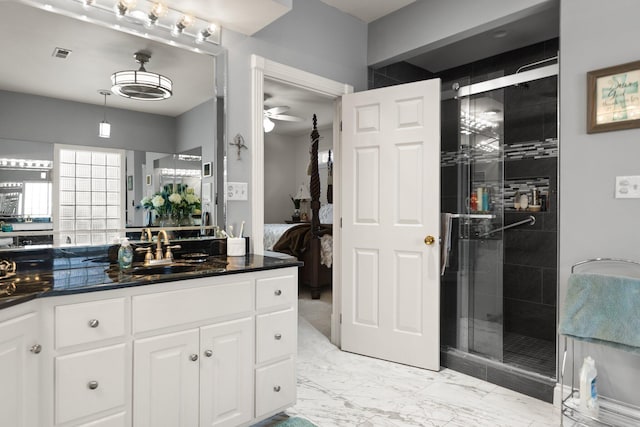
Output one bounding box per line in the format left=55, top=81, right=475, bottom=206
left=52, top=47, right=72, bottom=59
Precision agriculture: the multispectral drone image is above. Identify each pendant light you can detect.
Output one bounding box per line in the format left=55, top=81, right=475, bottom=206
left=98, top=90, right=111, bottom=138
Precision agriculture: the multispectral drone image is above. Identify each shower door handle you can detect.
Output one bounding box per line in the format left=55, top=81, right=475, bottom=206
left=424, top=235, right=436, bottom=245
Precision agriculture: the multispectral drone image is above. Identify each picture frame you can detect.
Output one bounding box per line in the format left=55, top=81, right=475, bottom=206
left=203, top=162, right=212, bottom=177
left=587, top=60, right=640, bottom=133
left=127, top=175, right=133, bottom=191
left=145, top=174, right=152, bottom=186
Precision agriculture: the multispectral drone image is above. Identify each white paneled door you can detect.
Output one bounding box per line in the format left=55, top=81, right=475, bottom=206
left=341, top=79, right=441, bottom=370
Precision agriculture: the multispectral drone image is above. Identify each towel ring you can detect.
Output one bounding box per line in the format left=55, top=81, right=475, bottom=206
left=571, top=257, right=640, bottom=273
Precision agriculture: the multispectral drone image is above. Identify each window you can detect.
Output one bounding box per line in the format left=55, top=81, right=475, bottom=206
left=56, top=145, right=124, bottom=245
left=23, top=182, right=52, bottom=217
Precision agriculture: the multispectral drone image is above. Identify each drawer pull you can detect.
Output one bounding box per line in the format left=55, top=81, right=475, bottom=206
left=88, top=381, right=99, bottom=390
left=273, top=385, right=281, bottom=392
left=30, top=344, right=42, bottom=354
left=190, top=354, right=199, bottom=362
left=204, top=349, right=213, bottom=357
left=274, top=333, right=282, bottom=340
left=274, top=289, right=282, bottom=296
left=88, top=319, right=100, bottom=328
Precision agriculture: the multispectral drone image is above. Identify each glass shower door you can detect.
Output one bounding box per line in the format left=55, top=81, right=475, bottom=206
left=453, top=84, right=505, bottom=361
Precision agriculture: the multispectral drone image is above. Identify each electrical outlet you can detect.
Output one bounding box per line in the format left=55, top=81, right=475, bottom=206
left=227, top=182, right=248, bottom=201
left=615, top=175, right=640, bottom=198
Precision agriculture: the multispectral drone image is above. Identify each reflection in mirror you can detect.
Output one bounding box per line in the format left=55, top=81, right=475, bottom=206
left=0, top=1, right=226, bottom=248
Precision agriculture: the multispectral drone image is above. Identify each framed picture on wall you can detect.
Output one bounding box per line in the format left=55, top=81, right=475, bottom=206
left=587, top=60, right=640, bottom=133
left=145, top=175, right=152, bottom=186
left=203, top=162, right=212, bottom=177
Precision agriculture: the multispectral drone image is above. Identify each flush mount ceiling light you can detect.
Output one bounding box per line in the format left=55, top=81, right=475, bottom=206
left=111, top=51, right=172, bottom=100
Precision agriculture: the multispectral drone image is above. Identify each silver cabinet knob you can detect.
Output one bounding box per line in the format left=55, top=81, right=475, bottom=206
left=204, top=350, right=213, bottom=357
left=88, top=319, right=99, bottom=328
left=190, top=354, right=198, bottom=362
left=30, top=344, right=42, bottom=354
left=274, top=333, right=282, bottom=340
left=274, top=289, right=282, bottom=296
left=273, top=385, right=281, bottom=392
left=88, top=381, right=99, bottom=390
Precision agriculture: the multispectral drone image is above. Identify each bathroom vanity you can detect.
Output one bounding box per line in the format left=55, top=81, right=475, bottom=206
left=0, top=254, right=300, bottom=427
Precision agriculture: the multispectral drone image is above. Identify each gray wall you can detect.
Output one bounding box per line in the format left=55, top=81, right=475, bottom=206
left=0, top=90, right=176, bottom=153
left=560, top=0, right=640, bottom=406
left=264, top=132, right=298, bottom=223
left=368, top=0, right=556, bottom=67
left=222, top=0, right=368, bottom=236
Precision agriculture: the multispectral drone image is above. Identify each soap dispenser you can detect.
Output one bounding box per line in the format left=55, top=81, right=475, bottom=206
left=118, top=237, right=133, bottom=270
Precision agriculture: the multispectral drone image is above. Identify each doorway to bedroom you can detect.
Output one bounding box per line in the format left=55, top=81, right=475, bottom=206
left=262, top=77, right=335, bottom=340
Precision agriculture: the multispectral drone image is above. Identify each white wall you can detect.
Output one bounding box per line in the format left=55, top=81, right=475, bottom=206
left=0, top=90, right=176, bottom=153
left=264, top=132, right=298, bottom=223
left=560, top=0, right=640, bottom=406
left=222, top=0, right=368, bottom=236
left=368, top=0, right=556, bottom=66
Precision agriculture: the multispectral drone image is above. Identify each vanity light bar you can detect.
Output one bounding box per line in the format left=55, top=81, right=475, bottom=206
left=58, top=0, right=221, bottom=46
left=159, top=168, right=201, bottom=177
left=0, top=159, right=53, bottom=169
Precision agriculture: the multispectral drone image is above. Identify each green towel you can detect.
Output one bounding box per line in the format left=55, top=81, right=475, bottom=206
left=559, top=273, right=640, bottom=353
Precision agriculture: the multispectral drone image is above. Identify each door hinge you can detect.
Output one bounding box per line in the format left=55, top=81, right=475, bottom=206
left=340, top=120, right=343, bottom=132
left=340, top=217, right=342, bottom=228
left=340, top=313, right=342, bottom=324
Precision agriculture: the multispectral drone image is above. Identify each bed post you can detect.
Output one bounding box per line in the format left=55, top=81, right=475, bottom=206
left=308, top=115, right=322, bottom=298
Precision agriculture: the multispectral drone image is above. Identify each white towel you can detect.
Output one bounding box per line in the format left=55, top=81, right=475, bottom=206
left=440, top=213, right=453, bottom=275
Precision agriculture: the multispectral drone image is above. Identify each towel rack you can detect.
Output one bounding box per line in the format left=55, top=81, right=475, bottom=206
left=478, top=215, right=535, bottom=237
left=571, top=257, right=640, bottom=273
left=561, top=257, right=640, bottom=426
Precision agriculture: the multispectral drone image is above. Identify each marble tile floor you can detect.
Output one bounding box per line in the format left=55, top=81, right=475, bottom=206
left=259, top=316, right=564, bottom=427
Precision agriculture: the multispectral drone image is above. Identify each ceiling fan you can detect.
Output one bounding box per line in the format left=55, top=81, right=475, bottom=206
left=263, top=104, right=303, bottom=133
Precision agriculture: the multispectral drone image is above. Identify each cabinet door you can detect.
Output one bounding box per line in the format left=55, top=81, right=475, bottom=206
left=133, top=329, right=199, bottom=427
left=0, top=311, right=39, bottom=427
left=199, top=317, right=253, bottom=427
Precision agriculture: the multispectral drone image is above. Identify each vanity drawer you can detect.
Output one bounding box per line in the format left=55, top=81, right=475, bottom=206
left=255, top=357, right=296, bottom=418
left=256, top=307, right=296, bottom=364
left=55, top=344, right=127, bottom=425
left=256, top=273, right=297, bottom=310
left=55, top=298, right=126, bottom=349
left=132, top=279, right=252, bottom=334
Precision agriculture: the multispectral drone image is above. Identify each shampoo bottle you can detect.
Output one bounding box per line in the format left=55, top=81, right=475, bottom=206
left=579, top=356, right=599, bottom=417
left=118, top=237, right=133, bottom=270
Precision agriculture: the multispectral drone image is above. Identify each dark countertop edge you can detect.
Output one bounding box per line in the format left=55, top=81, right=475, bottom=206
left=0, top=255, right=303, bottom=310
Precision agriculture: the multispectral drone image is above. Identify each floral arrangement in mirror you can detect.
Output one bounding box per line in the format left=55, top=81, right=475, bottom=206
left=140, top=184, right=201, bottom=226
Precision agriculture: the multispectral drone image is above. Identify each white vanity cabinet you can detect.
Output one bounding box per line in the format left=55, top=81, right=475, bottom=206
left=131, top=277, right=254, bottom=427
left=254, top=272, right=298, bottom=419
left=0, top=303, right=40, bottom=427
left=41, top=294, right=130, bottom=427
left=22, top=265, right=298, bottom=427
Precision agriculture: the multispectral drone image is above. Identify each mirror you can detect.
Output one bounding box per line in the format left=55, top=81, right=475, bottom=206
left=0, top=1, right=227, bottom=247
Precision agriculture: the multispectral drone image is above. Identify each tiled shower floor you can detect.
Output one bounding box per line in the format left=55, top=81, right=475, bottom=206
left=504, top=332, right=556, bottom=378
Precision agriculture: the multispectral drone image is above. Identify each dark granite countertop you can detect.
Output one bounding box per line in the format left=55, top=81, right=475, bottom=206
left=0, top=254, right=302, bottom=310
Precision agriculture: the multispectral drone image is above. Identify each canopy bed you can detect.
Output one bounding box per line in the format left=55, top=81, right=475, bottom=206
left=264, top=115, right=332, bottom=299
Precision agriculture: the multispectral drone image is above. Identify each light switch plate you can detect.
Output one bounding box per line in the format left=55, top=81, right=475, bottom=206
left=227, top=182, right=248, bottom=201
left=615, top=175, right=640, bottom=198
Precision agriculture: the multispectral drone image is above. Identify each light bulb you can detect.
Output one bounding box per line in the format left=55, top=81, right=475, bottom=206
left=263, top=117, right=275, bottom=133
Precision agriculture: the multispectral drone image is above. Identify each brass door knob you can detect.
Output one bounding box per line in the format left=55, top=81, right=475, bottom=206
left=424, top=235, right=435, bottom=246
